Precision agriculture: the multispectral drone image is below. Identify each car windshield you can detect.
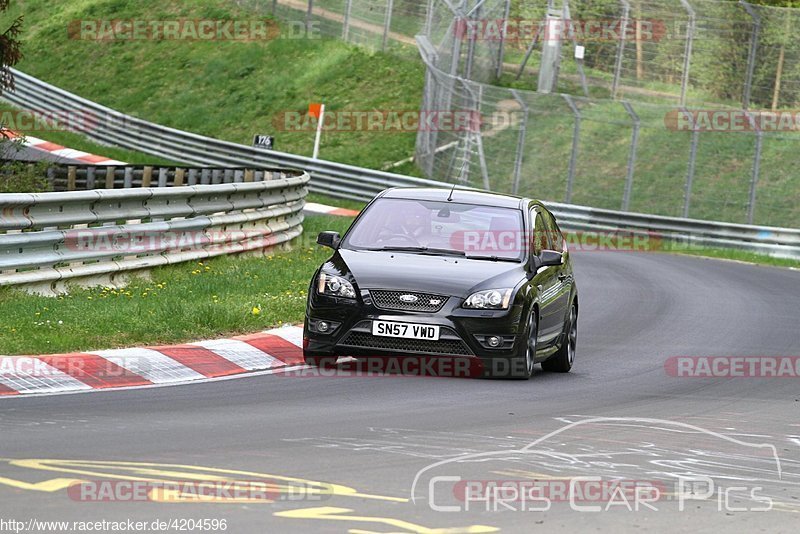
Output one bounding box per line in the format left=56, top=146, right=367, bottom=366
left=342, top=198, right=525, bottom=261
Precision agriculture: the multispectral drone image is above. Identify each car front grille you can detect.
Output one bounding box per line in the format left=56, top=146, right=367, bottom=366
left=370, top=290, right=448, bottom=313
left=338, top=321, right=473, bottom=356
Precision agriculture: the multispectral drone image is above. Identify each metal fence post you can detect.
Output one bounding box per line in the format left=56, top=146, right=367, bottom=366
left=272, top=0, right=277, bottom=16
left=496, top=0, right=512, bottom=80
left=682, top=109, right=699, bottom=218
left=563, top=94, right=581, bottom=203
left=621, top=101, right=640, bottom=211
left=743, top=111, right=763, bottom=224
left=464, top=0, right=484, bottom=80
left=679, top=0, right=695, bottom=106
left=305, top=0, right=314, bottom=34
left=425, top=0, right=435, bottom=37
left=342, top=0, right=353, bottom=41
left=740, top=1, right=761, bottom=109
left=510, top=90, right=529, bottom=195
left=382, top=0, right=395, bottom=52
left=612, top=1, right=631, bottom=100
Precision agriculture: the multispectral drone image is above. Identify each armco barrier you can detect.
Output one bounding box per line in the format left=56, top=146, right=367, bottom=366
left=0, top=170, right=309, bottom=292
left=2, top=68, right=799, bottom=260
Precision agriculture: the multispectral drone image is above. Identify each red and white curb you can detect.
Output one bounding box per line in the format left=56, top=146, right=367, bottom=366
left=3, top=129, right=127, bottom=165
left=0, top=326, right=305, bottom=397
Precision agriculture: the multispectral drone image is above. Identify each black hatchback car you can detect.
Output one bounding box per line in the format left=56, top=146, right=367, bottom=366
left=303, top=187, right=578, bottom=379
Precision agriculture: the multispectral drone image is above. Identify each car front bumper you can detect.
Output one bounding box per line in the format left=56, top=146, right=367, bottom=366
left=303, top=289, right=525, bottom=361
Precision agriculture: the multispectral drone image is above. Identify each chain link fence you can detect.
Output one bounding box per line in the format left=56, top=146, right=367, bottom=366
left=260, top=0, right=800, bottom=227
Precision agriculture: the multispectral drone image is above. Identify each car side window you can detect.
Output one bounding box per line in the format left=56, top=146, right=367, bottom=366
left=542, top=210, right=564, bottom=252
left=531, top=211, right=549, bottom=256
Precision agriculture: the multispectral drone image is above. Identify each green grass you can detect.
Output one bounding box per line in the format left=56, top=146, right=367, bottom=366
left=3, top=0, right=798, bottom=228
left=3, top=0, right=424, bottom=173
left=0, top=214, right=355, bottom=355
left=662, top=245, right=800, bottom=269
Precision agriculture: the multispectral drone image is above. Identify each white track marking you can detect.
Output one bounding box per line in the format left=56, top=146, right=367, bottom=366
left=0, top=357, right=92, bottom=394
left=191, top=339, right=280, bottom=370
left=91, top=348, right=205, bottom=384
left=267, top=326, right=304, bottom=347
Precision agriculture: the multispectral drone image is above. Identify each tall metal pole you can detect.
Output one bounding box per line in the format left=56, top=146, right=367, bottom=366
left=621, top=101, right=640, bottom=211
left=510, top=90, right=529, bottom=195
left=678, top=0, right=695, bottom=106
left=382, top=0, right=395, bottom=51
left=682, top=108, right=699, bottom=218
left=563, top=94, right=581, bottom=203
left=740, top=1, right=761, bottom=110
left=612, top=1, right=631, bottom=100
left=495, top=0, right=512, bottom=80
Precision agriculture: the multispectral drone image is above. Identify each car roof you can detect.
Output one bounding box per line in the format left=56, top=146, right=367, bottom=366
left=380, top=187, right=535, bottom=210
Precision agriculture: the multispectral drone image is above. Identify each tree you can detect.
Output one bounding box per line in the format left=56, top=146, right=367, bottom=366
left=0, top=0, right=23, bottom=95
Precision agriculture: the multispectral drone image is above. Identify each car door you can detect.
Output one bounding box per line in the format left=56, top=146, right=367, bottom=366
left=530, top=208, right=561, bottom=347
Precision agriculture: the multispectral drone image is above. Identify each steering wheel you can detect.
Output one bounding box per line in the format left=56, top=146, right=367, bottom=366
left=377, top=233, right=421, bottom=247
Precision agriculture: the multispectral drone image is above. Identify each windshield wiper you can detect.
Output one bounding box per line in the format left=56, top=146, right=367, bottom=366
left=366, top=246, right=466, bottom=257
left=464, top=255, right=522, bottom=263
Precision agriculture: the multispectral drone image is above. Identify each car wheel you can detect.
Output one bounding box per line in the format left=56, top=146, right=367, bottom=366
left=304, top=355, right=337, bottom=368
left=500, top=310, right=537, bottom=380
left=542, top=302, right=577, bottom=373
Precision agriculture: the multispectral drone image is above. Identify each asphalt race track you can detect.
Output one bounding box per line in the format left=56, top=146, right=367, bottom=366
left=2, top=251, right=799, bottom=533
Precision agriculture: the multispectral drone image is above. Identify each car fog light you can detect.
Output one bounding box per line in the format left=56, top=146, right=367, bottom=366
left=318, top=321, right=330, bottom=333
left=487, top=336, right=502, bottom=348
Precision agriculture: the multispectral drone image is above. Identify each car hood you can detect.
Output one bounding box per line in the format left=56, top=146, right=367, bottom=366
left=329, top=249, right=525, bottom=298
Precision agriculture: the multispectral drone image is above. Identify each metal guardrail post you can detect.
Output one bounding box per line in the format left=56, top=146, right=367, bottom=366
left=743, top=111, right=763, bottom=225
left=510, top=90, right=528, bottom=196
left=621, top=101, right=639, bottom=211
left=679, top=0, right=695, bottom=106
left=612, top=1, right=631, bottom=100
left=563, top=94, right=581, bottom=203
left=382, top=0, right=395, bottom=52
left=740, top=1, right=761, bottom=110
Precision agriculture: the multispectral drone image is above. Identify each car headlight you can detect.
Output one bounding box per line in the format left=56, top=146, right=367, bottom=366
left=463, top=289, right=513, bottom=310
left=317, top=272, right=356, bottom=299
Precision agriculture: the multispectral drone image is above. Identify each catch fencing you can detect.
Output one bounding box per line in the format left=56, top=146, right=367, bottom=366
left=264, top=0, right=800, bottom=228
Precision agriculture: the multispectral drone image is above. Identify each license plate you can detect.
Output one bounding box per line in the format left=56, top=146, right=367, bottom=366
left=372, top=320, right=440, bottom=340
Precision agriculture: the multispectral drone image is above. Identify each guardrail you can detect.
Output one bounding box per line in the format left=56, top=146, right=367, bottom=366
left=3, top=69, right=799, bottom=260
left=0, top=169, right=309, bottom=293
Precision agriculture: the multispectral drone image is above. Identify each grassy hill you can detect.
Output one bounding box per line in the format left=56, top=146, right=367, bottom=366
left=3, top=0, right=424, bottom=174
left=2, top=0, right=798, bottom=227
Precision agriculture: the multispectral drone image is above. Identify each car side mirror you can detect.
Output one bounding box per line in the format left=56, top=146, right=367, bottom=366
left=317, top=231, right=341, bottom=250
left=538, top=249, right=564, bottom=268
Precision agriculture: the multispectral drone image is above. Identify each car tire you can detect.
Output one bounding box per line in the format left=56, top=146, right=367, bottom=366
left=487, top=310, right=537, bottom=380
left=303, top=355, right=338, bottom=368
left=542, top=302, right=577, bottom=373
